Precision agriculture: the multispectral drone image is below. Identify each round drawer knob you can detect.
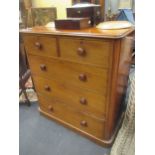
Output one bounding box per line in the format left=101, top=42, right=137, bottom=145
left=80, top=98, right=87, bottom=105
left=35, top=42, right=42, bottom=49
left=77, top=10, right=81, bottom=14
left=79, top=74, right=87, bottom=82
left=44, top=85, right=51, bottom=91
left=48, top=105, right=54, bottom=112
left=80, top=120, right=87, bottom=127
left=77, top=47, right=86, bottom=56
left=40, top=64, right=46, bottom=71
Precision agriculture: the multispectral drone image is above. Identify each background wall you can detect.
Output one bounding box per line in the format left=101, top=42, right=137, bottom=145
left=32, top=0, right=133, bottom=19
left=105, top=0, right=135, bottom=14
left=105, top=0, right=119, bottom=14
left=32, top=0, right=72, bottom=19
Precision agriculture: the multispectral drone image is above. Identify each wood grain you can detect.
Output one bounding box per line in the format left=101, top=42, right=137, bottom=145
left=20, top=26, right=134, bottom=39
left=23, top=35, right=57, bottom=57
left=104, top=37, right=134, bottom=140
left=38, top=95, right=105, bottom=139
left=33, top=76, right=107, bottom=119
left=21, top=26, right=134, bottom=146
left=59, top=37, right=113, bottom=68
left=28, top=54, right=109, bottom=94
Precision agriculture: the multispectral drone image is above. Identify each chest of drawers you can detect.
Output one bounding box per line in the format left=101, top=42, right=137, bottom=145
left=20, top=26, right=134, bottom=147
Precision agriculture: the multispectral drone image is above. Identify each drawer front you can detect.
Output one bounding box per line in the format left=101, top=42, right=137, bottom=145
left=39, top=95, right=105, bottom=139
left=33, top=76, right=106, bottom=119
left=67, top=8, right=93, bottom=18
left=23, top=35, right=57, bottom=57
left=59, top=38, right=113, bottom=68
left=28, top=55, right=108, bottom=94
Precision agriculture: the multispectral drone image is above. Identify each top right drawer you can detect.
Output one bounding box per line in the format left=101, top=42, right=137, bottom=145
left=59, top=37, right=113, bottom=68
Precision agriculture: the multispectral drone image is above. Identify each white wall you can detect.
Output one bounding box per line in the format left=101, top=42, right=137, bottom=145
left=105, top=0, right=135, bottom=14
left=32, top=0, right=72, bottom=19
left=32, top=0, right=134, bottom=17
left=105, top=0, right=119, bottom=14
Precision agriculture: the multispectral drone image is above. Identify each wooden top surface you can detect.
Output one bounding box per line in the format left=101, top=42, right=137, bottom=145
left=20, top=26, right=134, bottom=39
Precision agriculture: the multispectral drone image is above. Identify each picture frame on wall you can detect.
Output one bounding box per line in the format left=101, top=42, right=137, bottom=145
left=31, top=7, right=57, bottom=26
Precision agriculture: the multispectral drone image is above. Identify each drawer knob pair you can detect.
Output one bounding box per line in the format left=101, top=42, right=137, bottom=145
left=80, top=120, right=87, bottom=127
left=48, top=105, right=54, bottom=112
left=35, top=42, right=42, bottom=49
left=44, top=85, right=51, bottom=91
left=79, top=74, right=87, bottom=81
left=40, top=64, right=46, bottom=71
left=77, top=47, right=86, bottom=56
left=80, top=98, right=87, bottom=105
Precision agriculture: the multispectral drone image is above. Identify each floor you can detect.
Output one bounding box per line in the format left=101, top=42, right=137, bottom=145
left=19, top=102, right=110, bottom=155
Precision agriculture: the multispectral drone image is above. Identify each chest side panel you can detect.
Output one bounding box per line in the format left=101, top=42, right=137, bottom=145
left=104, top=37, right=134, bottom=140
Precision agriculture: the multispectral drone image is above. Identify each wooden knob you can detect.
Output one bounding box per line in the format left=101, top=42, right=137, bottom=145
left=77, top=10, right=81, bottom=14
left=44, top=85, right=51, bottom=91
left=48, top=105, right=54, bottom=112
left=80, top=120, right=87, bottom=127
left=77, top=47, right=86, bottom=56
left=35, top=42, right=42, bottom=49
left=40, top=64, right=46, bottom=71
left=79, top=74, right=87, bottom=81
left=80, top=98, right=87, bottom=105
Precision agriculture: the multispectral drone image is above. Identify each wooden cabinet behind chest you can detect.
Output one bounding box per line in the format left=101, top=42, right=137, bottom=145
left=22, top=28, right=134, bottom=147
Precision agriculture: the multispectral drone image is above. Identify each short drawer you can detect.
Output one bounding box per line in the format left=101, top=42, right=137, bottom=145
left=59, top=37, right=113, bottom=68
left=33, top=76, right=106, bottom=119
left=67, top=7, right=93, bottom=18
left=23, top=35, right=57, bottom=57
left=39, top=95, right=105, bottom=139
left=28, top=55, right=108, bottom=94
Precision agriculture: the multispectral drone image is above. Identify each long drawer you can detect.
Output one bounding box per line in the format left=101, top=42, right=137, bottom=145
left=38, top=95, right=105, bottom=139
left=28, top=55, right=109, bottom=94
left=23, top=35, right=57, bottom=57
left=59, top=37, right=113, bottom=68
left=33, top=76, right=106, bottom=119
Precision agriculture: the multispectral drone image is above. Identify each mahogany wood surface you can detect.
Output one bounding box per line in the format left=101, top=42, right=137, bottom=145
left=38, top=95, right=105, bottom=139
left=20, top=26, right=134, bottom=147
left=59, top=37, right=113, bottom=68
left=72, top=0, right=105, bottom=21
left=104, top=37, right=134, bottom=140
left=33, top=76, right=107, bottom=119
left=20, top=26, right=134, bottom=39
left=23, top=35, right=57, bottom=57
left=55, top=18, right=91, bottom=29
left=27, top=55, right=109, bottom=94
left=66, top=6, right=101, bottom=26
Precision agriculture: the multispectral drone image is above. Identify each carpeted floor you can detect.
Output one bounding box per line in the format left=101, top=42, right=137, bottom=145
left=19, top=102, right=110, bottom=155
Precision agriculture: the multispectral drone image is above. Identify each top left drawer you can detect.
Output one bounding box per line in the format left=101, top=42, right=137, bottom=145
left=23, top=35, right=57, bottom=57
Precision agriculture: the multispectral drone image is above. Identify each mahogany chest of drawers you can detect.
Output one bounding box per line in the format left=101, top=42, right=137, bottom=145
left=20, top=26, right=134, bottom=147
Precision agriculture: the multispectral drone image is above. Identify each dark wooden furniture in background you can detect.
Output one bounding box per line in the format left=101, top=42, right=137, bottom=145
left=67, top=4, right=101, bottom=26
left=19, top=1, right=28, bottom=28
left=20, top=26, right=134, bottom=146
left=55, top=18, right=91, bottom=29
left=19, top=39, right=31, bottom=106
left=72, top=0, right=105, bottom=21
left=73, top=0, right=92, bottom=2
